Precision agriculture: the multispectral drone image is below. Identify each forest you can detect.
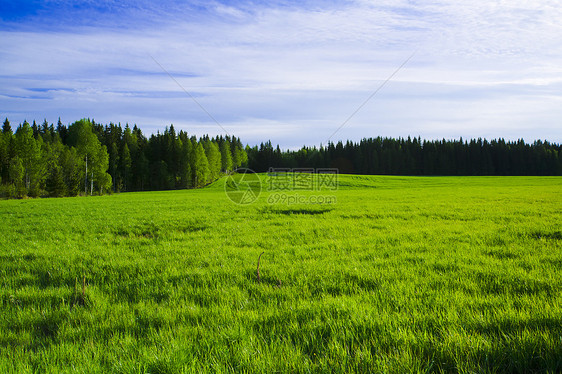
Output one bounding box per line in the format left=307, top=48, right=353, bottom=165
left=1, top=117, right=561, bottom=198
left=0, top=118, right=247, bottom=198
left=247, top=137, right=562, bottom=176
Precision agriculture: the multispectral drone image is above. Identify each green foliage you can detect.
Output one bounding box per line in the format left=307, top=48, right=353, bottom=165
left=96, top=169, right=112, bottom=195
left=0, top=132, right=7, bottom=182
left=67, top=119, right=111, bottom=195
left=192, top=142, right=210, bottom=187
left=0, top=118, right=115, bottom=197
left=2, top=118, right=11, bottom=134
left=46, top=164, right=67, bottom=197
left=60, top=147, right=85, bottom=196
left=120, top=143, right=132, bottom=191
left=236, top=137, right=248, bottom=167
left=204, top=140, right=222, bottom=181
left=248, top=137, right=562, bottom=175
left=94, top=122, right=229, bottom=193
left=44, top=141, right=68, bottom=197
left=134, top=151, right=149, bottom=191
left=178, top=133, right=193, bottom=188
left=14, top=121, right=42, bottom=191
left=7, top=156, right=25, bottom=197
left=94, top=145, right=111, bottom=194
left=220, top=138, right=233, bottom=172
left=109, top=142, right=119, bottom=191
left=1, top=176, right=561, bottom=372
left=2, top=115, right=560, bottom=202
left=67, top=119, right=98, bottom=157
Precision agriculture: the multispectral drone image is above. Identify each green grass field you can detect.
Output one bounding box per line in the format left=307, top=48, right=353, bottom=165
left=1, top=175, right=561, bottom=373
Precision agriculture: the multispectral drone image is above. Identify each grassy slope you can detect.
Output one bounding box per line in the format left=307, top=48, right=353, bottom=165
left=1, top=175, right=561, bottom=373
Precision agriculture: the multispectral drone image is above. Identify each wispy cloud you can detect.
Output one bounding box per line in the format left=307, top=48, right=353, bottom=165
left=1, top=0, right=561, bottom=146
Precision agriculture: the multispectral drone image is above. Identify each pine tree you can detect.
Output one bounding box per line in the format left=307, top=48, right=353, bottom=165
left=178, top=132, right=193, bottom=188
left=46, top=162, right=67, bottom=197
left=131, top=125, right=148, bottom=191
left=120, top=143, right=132, bottom=191
left=231, top=140, right=240, bottom=169
left=31, top=120, right=40, bottom=139
left=109, top=142, right=119, bottom=191
left=8, top=157, right=25, bottom=197
left=136, top=152, right=149, bottom=191
left=220, top=139, right=233, bottom=172
left=40, top=119, right=52, bottom=143
left=56, top=118, right=68, bottom=144
left=43, top=140, right=66, bottom=197
left=2, top=118, right=12, bottom=134
left=0, top=129, right=7, bottom=182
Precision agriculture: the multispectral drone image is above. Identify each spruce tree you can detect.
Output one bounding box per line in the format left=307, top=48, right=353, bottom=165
left=8, top=157, right=25, bottom=197
left=31, top=120, right=40, bottom=139
left=109, top=142, right=119, bottom=191
left=0, top=131, right=7, bottom=184
left=220, top=139, right=233, bottom=172
left=178, top=133, right=193, bottom=188
left=2, top=118, right=12, bottom=134
left=120, top=143, right=132, bottom=191
left=231, top=139, right=240, bottom=169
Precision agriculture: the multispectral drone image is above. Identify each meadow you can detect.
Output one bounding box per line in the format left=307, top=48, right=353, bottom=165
left=1, top=175, right=561, bottom=373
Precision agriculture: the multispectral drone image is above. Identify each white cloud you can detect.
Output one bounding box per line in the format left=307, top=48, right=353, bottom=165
left=1, top=0, right=561, bottom=147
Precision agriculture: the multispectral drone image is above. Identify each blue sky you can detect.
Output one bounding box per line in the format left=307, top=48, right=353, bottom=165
left=1, top=0, right=561, bottom=148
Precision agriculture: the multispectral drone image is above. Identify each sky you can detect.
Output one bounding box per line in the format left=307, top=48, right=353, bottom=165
left=1, top=0, right=561, bottom=148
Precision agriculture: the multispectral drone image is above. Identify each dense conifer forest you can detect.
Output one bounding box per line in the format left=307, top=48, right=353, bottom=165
left=0, top=117, right=560, bottom=198
left=247, top=137, right=562, bottom=176
left=0, top=118, right=246, bottom=198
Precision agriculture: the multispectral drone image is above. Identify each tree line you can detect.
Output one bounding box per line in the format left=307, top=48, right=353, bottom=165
left=0, top=118, right=247, bottom=198
left=247, top=137, right=562, bottom=176
left=1, top=117, right=560, bottom=199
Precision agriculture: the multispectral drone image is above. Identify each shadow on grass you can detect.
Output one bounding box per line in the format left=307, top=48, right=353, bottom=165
left=530, top=230, right=562, bottom=241
left=261, top=206, right=334, bottom=216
